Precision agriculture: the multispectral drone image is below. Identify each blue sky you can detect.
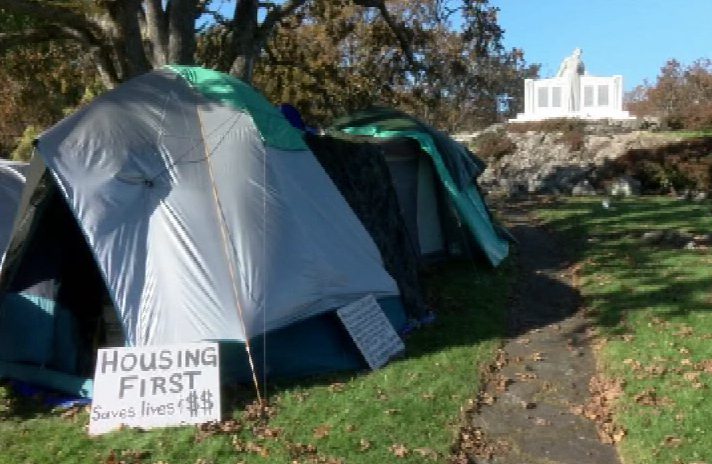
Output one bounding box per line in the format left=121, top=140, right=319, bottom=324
left=490, top=0, right=712, bottom=91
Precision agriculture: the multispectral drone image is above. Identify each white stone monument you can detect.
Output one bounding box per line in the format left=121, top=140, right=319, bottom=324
left=511, top=48, right=634, bottom=122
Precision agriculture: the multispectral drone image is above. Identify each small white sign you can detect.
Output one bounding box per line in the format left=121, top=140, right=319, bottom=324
left=89, top=342, right=221, bottom=435
left=337, top=295, right=405, bottom=370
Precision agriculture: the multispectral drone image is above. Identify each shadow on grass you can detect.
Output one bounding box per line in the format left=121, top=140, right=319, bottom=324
left=536, top=196, right=712, bottom=331
left=249, top=257, right=515, bottom=405
left=0, top=380, right=78, bottom=420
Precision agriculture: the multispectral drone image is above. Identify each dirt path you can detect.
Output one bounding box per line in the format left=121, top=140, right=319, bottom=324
left=453, top=200, right=621, bottom=464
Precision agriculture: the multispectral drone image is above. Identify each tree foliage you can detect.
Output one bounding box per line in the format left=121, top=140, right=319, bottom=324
left=0, top=0, right=537, bottom=156
left=0, top=39, right=98, bottom=157
left=0, top=0, right=416, bottom=87
left=251, top=0, right=538, bottom=131
left=626, top=58, right=712, bottom=130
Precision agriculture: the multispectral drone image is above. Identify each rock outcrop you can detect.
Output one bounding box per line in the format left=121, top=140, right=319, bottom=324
left=463, top=124, right=680, bottom=196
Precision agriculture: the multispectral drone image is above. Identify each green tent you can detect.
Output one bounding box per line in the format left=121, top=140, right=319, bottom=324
left=330, top=107, right=511, bottom=266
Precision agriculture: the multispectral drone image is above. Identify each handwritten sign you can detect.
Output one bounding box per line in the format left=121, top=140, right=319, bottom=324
left=89, top=342, right=221, bottom=435
left=337, top=295, right=405, bottom=370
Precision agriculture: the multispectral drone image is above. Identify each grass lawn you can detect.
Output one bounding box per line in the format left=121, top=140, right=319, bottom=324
left=0, top=259, right=511, bottom=464
left=537, top=196, right=712, bottom=464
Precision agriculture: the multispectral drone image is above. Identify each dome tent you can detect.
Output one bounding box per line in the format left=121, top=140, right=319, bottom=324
left=0, top=160, right=28, bottom=263
left=0, top=67, right=406, bottom=397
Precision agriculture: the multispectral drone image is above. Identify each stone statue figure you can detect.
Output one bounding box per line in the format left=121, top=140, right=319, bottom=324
left=556, top=48, right=585, bottom=112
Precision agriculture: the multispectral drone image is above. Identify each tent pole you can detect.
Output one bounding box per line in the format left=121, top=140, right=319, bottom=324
left=197, top=111, right=264, bottom=406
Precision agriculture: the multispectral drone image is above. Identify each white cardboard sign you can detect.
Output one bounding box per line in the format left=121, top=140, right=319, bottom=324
left=337, top=294, right=405, bottom=370
left=89, top=342, right=221, bottom=435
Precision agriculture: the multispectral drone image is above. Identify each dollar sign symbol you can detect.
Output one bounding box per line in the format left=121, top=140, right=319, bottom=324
left=200, top=389, right=214, bottom=415
left=185, top=390, right=199, bottom=417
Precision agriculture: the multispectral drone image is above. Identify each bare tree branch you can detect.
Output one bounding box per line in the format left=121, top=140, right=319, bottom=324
left=258, top=0, right=306, bottom=37
left=352, top=0, right=417, bottom=68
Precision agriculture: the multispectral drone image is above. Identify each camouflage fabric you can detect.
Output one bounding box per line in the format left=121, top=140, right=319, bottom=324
left=305, top=133, right=428, bottom=319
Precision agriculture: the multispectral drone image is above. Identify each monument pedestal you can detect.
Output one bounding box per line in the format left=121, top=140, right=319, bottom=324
left=510, top=49, right=635, bottom=122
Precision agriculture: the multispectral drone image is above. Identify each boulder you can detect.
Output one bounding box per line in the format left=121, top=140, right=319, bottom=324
left=572, top=180, right=597, bottom=196
left=605, top=175, right=641, bottom=196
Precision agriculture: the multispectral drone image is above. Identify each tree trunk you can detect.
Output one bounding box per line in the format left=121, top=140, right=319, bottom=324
left=227, top=0, right=259, bottom=83
left=144, top=0, right=169, bottom=66
left=168, top=0, right=198, bottom=64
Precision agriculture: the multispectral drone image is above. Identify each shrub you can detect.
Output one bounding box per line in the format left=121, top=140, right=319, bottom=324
left=601, top=137, right=712, bottom=193
left=506, top=118, right=586, bottom=151
left=11, top=125, right=42, bottom=162
left=471, top=130, right=517, bottom=161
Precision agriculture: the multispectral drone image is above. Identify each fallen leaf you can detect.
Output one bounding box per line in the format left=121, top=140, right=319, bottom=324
left=358, top=439, right=371, bottom=452
left=534, top=417, right=551, bottom=426
left=244, top=441, right=269, bottom=457
left=494, top=349, right=507, bottom=370
left=515, top=372, right=538, bottom=381
left=530, top=352, right=545, bottom=362
left=645, top=365, right=666, bottom=376
left=675, top=325, right=694, bottom=337
left=287, top=442, right=318, bottom=458
left=634, top=388, right=657, bottom=406
left=699, top=359, right=712, bottom=373
left=480, top=392, right=496, bottom=405
left=389, top=443, right=409, bottom=458
left=521, top=401, right=536, bottom=409
left=328, top=383, right=345, bottom=393
left=313, top=424, right=331, bottom=439
left=253, top=425, right=282, bottom=439
left=663, top=435, right=683, bottom=447
left=413, top=447, right=438, bottom=460
left=495, top=376, right=513, bottom=392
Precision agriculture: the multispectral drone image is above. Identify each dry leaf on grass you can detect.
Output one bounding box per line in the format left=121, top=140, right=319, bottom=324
left=358, top=438, right=371, bottom=452
left=328, top=383, right=345, bottom=393
left=452, top=425, right=509, bottom=461
left=413, top=447, right=438, bottom=460
left=663, top=435, right=683, bottom=448
left=243, top=400, right=276, bottom=421
left=634, top=388, right=658, bottom=406
left=287, top=442, right=318, bottom=459
left=253, top=425, right=282, bottom=439
left=389, top=443, right=409, bottom=458
left=574, top=376, right=627, bottom=444
left=195, top=419, right=244, bottom=443
left=313, top=424, right=331, bottom=439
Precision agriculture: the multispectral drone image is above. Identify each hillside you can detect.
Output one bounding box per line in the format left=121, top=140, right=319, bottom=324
left=460, top=121, right=712, bottom=199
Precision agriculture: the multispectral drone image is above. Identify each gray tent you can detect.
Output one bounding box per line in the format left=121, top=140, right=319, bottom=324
left=0, top=67, right=406, bottom=397
left=0, top=160, right=28, bottom=263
